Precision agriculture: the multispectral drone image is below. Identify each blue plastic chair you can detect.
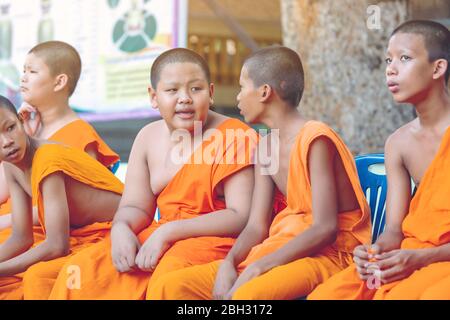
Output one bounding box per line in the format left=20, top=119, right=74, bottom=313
left=355, top=154, right=387, bottom=243
left=110, top=160, right=121, bottom=174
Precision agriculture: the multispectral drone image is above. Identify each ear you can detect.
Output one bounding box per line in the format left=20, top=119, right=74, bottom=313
left=259, top=84, right=272, bottom=103
left=209, top=83, right=215, bottom=106
left=148, top=85, right=158, bottom=109
left=54, top=74, right=68, bottom=93
left=433, top=59, right=448, bottom=81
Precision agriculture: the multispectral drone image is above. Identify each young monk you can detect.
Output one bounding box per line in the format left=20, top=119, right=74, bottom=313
left=309, top=20, right=450, bottom=300
left=0, top=40, right=119, bottom=227
left=0, top=41, right=119, bottom=217
left=147, top=46, right=371, bottom=300
left=0, top=95, right=123, bottom=300
left=48, top=48, right=258, bottom=300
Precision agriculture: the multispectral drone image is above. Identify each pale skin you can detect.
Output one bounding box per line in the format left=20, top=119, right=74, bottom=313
left=110, top=62, right=254, bottom=273
left=0, top=52, right=98, bottom=229
left=0, top=108, right=121, bottom=277
left=212, top=65, right=360, bottom=299
left=353, top=32, right=450, bottom=285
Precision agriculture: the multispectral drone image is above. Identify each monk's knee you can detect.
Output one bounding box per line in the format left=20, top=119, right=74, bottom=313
left=147, top=272, right=185, bottom=300
left=420, top=286, right=446, bottom=300
left=232, top=284, right=264, bottom=300
left=23, top=263, right=47, bottom=284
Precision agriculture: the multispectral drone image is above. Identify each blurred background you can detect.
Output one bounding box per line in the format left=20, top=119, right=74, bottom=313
left=1, top=0, right=449, bottom=164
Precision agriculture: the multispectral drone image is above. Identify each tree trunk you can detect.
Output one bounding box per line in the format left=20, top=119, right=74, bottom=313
left=280, top=0, right=414, bottom=154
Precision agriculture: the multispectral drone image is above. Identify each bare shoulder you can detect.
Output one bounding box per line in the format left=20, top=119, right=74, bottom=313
left=2, top=162, right=20, bottom=181
left=134, top=120, right=168, bottom=147
left=138, top=119, right=166, bottom=137
left=308, top=135, right=336, bottom=162
left=385, top=120, right=417, bottom=157
left=205, top=111, right=230, bottom=129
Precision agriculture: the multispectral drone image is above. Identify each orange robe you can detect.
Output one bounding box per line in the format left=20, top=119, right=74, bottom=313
left=148, top=120, right=371, bottom=300
left=309, top=126, right=450, bottom=300
left=0, top=144, right=123, bottom=300
left=48, top=118, right=258, bottom=300
left=419, top=271, right=450, bottom=299
left=0, top=119, right=119, bottom=215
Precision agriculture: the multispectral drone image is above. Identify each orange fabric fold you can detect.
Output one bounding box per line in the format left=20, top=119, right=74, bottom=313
left=48, top=118, right=258, bottom=300
left=309, top=126, right=450, bottom=300
left=49, top=119, right=119, bottom=168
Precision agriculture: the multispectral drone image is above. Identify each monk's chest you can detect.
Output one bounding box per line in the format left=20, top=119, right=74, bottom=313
left=150, top=157, right=184, bottom=196
left=403, top=138, right=441, bottom=186
left=271, top=141, right=296, bottom=196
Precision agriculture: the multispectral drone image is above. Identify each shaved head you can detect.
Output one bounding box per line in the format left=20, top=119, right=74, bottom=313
left=29, top=41, right=82, bottom=96
left=243, top=46, right=304, bottom=107
left=392, top=20, right=450, bottom=83
left=0, top=95, right=18, bottom=118
left=150, top=48, right=211, bottom=88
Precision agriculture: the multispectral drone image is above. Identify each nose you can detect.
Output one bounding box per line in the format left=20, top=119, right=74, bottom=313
left=177, top=89, right=192, bottom=104
left=1, top=134, right=14, bottom=150
left=386, top=61, right=398, bottom=77
left=21, top=72, right=27, bottom=83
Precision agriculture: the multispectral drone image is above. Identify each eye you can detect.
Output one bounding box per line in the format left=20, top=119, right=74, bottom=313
left=7, top=124, right=16, bottom=132
left=191, top=87, right=202, bottom=92
left=385, top=57, right=392, bottom=64
left=166, top=88, right=177, bottom=92
left=400, top=55, right=411, bottom=62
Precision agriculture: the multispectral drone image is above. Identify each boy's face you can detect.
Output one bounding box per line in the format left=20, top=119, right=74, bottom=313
left=21, top=53, right=56, bottom=106
left=0, top=108, right=27, bottom=165
left=149, top=62, right=213, bottom=132
left=385, top=33, right=435, bottom=104
left=237, top=66, right=264, bottom=124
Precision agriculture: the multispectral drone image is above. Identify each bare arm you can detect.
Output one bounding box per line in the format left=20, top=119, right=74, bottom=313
left=223, top=162, right=275, bottom=267
left=0, top=206, right=40, bottom=231
left=0, top=172, right=71, bottom=276
left=374, top=133, right=411, bottom=251
left=0, top=163, right=10, bottom=204
left=0, top=164, right=33, bottom=263
left=112, top=128, right=156, bottom=233
left=110, top=127, right=156, bottom=272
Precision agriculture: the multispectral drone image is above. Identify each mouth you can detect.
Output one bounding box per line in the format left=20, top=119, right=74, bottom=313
left=6, top=148, right=19, bottom=160
left=387, top=81, right=399, bottom=93
left=20, top=86, right=27, bottom=92
left=175, top=109, right=195, bottom=120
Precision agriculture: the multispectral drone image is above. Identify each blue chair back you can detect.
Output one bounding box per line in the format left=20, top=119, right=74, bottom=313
left=355, top=154, right=387, bottom=243
left=110, top=160, right=121, bottom=174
